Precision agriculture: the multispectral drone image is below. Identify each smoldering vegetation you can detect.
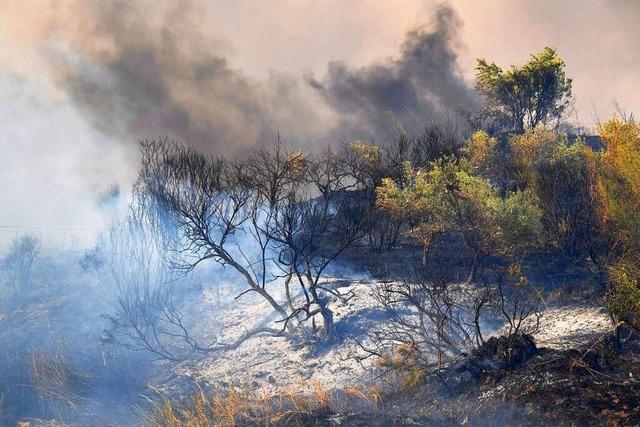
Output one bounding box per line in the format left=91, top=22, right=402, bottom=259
left=0, top=118, right=475, bottom=425
left=0, top=237, right=150, bottom=425
left=1, top=108, right=635, bottom=425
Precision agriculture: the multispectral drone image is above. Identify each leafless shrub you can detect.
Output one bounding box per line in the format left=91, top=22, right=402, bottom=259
left=358, top=262, right=543, bottom=386
left=356, top=270, right=479, bottom=382
left=92, top=191, right=213, bottom=361
left=135, top=140, right=365, bottom=345
left=2, top=234, right=40, bottom=294
left=493, top=263, right=542, bottom=341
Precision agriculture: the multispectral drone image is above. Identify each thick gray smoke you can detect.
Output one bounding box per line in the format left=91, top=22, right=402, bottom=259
left=4, top=1, right=475, bottom=155
left=308, top=5, right=480, bottom=139
left=46, top=1, right=333, bottom=155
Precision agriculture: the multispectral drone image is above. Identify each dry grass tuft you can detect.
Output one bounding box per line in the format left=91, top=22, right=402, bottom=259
left=376, top=343, right=428, bottom=392
left=28, top=345, right=91, bottom=412
left=145, top=381, right=383, bottom=427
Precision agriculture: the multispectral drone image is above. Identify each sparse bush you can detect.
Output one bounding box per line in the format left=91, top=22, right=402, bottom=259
left=357, top=268, right=483, bottom=383
left=597, top=117, right=640, bottom=329
left=2, top=234, right=40, bottom=294
left=94, top=196, right=208, bottom=361
left=359, top=261, right=543, bottom=388
left=376, top=157, right=542, bottom=280
left=508, top=128, right=602, bottom=257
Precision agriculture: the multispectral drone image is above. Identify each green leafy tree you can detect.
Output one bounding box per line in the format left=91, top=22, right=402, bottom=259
left=507, top=128, right=601, bottom=256
left=377, top=158, right=541, bottom=281
left=476, top=47, right=573, bottom=133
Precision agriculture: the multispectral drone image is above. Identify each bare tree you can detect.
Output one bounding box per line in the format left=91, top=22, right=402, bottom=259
left=266, top=147, right=367, bottom=340
left=3, top=234, right=40, bottom=293
left=95, top=193, right=212, bottom=361
left=136, top=140, right=365, bottom=344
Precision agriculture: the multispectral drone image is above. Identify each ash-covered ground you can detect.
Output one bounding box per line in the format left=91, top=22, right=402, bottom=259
left=0, top=243, right=620, bottom=426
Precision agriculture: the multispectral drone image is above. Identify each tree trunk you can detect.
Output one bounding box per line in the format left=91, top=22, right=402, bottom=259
left=318, top=301, right=337, bottom=342
left=467, top=252, right=482, bottom=284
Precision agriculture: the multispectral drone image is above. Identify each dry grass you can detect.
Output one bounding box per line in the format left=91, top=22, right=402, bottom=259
left=28, top=344, right=91, bottom=414
left=145, top=382, right=382, bottom=427
left=376, top=343, right=428, bottom=392
left=343, top=385, right=383, bottom=408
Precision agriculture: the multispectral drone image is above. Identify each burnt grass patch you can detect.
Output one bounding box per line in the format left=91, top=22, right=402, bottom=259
left=321, top=328, right=640, bottom=426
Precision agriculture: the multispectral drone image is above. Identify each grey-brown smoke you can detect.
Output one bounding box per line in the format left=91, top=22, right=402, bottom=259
left=26, top=1, right=476, bottom=153
left=308, top=5, right=480, bottom=139
left=44, top=1, right=331, bottom=155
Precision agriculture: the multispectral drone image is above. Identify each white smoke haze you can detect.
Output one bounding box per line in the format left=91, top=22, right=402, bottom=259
left=0, top=72, right=135, bottom=248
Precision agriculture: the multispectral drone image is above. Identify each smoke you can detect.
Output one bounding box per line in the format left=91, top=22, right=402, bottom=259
left=0, top=0, right=479, bottom=238
left=0, top=73, right=133, bottom=248
left=26, top=1, right=335, bottom=154
left=0, top=1, right=475, bottom=154
left=308, top=5, right=479, bottom=138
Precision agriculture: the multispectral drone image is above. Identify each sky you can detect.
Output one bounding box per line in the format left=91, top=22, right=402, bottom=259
left=0, top=0, right=638, bottom=241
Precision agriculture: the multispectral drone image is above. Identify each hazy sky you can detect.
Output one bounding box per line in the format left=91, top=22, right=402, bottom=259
left=0, top=0, right=638, bottom=238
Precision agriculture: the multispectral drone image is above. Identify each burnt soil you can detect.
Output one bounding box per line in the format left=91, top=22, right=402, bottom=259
left=325, top=328, right=640, bottom=426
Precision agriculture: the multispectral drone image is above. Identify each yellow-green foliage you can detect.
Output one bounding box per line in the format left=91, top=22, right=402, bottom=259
left=598, top=118, right=640, bottom=326
left=376, top=158, right=542, bottom=266
left=347, top=140, right=382, bottom=168
left=496, top=189, right=544, bottom=253
left=461, top=130, right=501, bottom=181
left=607, top=261, right=640, bottom=327
left=598, top=118, right=640, bottom=247
left=509, top=127, right=567, bottom=188
left=507, top=128, right=600, bottom=254
left=341, top=139, right=393, bottom=193
left=476, top=47, right=573, bottom=132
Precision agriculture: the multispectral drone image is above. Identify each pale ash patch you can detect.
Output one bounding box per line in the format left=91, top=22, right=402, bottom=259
left=531, top=305, right=612, bottom=350
left=173, top=280, right=381, bottom=394
left=170, top=278, right=613, bottom=395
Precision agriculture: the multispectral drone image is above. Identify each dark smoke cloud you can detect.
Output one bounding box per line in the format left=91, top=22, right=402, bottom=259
left=43, top=1, right=333, bottom=155
left=308, top=5, right=479, bottom=139
left=5, top=1, right=476, bottom=153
